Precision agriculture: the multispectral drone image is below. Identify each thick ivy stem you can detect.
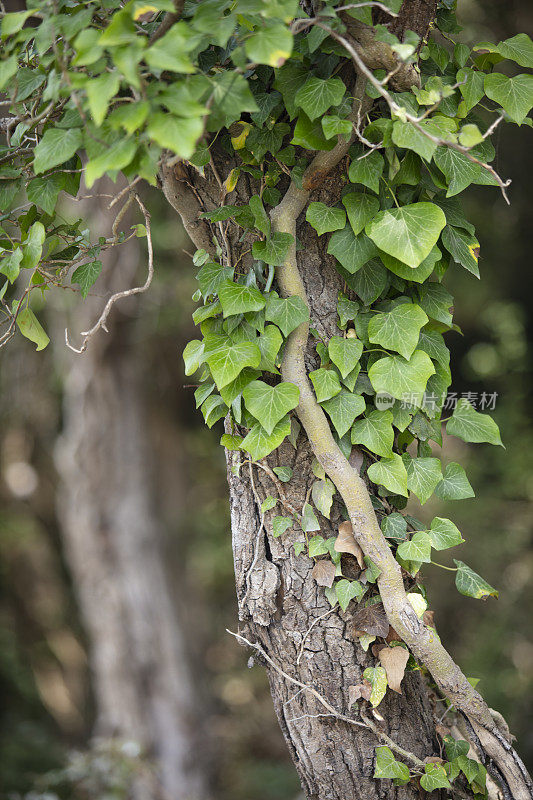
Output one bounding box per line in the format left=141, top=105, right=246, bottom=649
left=270, top=117, right=533, bottom=800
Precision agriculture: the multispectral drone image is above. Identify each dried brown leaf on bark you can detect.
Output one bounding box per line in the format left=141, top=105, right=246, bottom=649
left=311, top=559, right=336, bottom=587
left=351, top=602, right=389, bottom=638
left=335, top=520, right=365, bottom=568
left=340, top=553, right=361, bottom=580
left=378, top=646, right=410, bottom=694
left=349, top=680, right=372, bottom=705
left=423, top=609, right=435, bottom=628
left=386, top=626, right=402, bottom=643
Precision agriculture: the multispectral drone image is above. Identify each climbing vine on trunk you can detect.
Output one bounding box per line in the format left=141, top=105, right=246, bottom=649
left=1, top=0, right=532, bottom=797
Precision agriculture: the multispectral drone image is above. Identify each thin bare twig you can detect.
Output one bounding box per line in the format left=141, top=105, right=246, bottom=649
left=65, top=194, right=154, bottom=354
left=316, top=22, right=512, bottom=203
left=227, top=628, right=427, bottom=767
left=108, top=176, right=142, bottom=210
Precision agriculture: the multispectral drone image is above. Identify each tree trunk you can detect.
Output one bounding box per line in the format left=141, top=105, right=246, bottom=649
left=224, top=200, right=439, bottom=800
left=55, top=199, right=210, bottom=799
left=163, top=151, right=442, bottom=797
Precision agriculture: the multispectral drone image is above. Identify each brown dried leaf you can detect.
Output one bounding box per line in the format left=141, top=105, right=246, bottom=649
left=386, top=626, right=402, bottom=644
left=371, top=642, right=387, bottom=658
left=340, top=553, right=361, bottom=581
left=349, top=680, right=372, bottom=705
left=423, top=609, right=435, bottom=628
left=424, top=756, right=445, bottom=764
left=351, top=602, right=389, bottom=638
left=334, top=520, right=364, bottom=568
left=311, top=559, right=336, bottom=588
left=378, top=646, right=409, bottom=694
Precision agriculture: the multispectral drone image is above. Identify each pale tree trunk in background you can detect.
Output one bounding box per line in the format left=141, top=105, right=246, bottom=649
left=55, top=194, right=210, bottom=799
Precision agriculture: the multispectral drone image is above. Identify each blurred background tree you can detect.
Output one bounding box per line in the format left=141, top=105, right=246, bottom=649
left=0, top=1, right=532, bottom=797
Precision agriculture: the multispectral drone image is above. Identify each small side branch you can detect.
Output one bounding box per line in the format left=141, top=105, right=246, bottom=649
left=65, top=194, right=154, bottom=354
left=227, top=628, right=426, bottom=768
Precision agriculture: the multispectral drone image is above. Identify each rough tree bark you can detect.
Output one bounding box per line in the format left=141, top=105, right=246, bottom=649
left=55, top=198, right=210, bottom=800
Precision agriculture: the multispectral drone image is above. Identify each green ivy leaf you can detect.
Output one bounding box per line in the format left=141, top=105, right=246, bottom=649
left=396, top=531, right=432, bottom=563
left=327, top=226, right=378, bottom=274
left=306, top=202, right=346, bottom=235
left=272, top=516, right=293, bottom=537
left=85, top=137, right=137, bottom=188
left=257, top=324, right=283, bottom=372
left=252, top=232, right=294, bottom=266
left=374, top=747, right=410, bottom=781
left=147, top=113, right=203, bottom=160
left=328, top=336, right=363, bottom=379
left=309, top=367, right=342, bottom=403
left=72, top=259, right=102, bottom=299
left=367, top=453, right=409, bottom=497
left=321, top=390, right=365, bottom=438
left=443, top=736, right=469, bottom=761
left=15, top=306, right=50, bottom=351
left=391, top=119, right=437, bottom=162
left=245, top=21, right=293, bottom=68
left=418, top=282, right=453, bottom=326
left=441, top=225, right=480, bottom=277
left=220, top=368, right=259, bottom=407
left=454, top=560, right=498, bottom=599
left=322, top=114, right=352, bottom=139
left=241, top=414, right=291, bottom=461
left=26, top=173, right=65, bottom=215
left=435, top=462, right=475, bottom=500
left=433, top=147, right=482, bottom=197
left=342, top=192, right=380, bottom=236
left=363, top=666, right=388, bottom=707
left=366, top=203, right=446, bottom=269
left=348, top=151, right=384, bottom=193
left=242, top=380, right=299, bottom=435
left=20, top=222, right=45, bottom=270
left=336, top=578, right=363, bottom=611
left=144, top=22, right=196, bottom=73
left=294, top=76, right=346, bottom=121
left=249, top=194, right=270, bottom=237
left=381, top=512, right=408, bottom=541
left=197, top=261, right=234, bottom=298
left=218, top=280, right=266, bottom=317
left=496, top=33, right=533, bottom=68
left=261, top=495, right=277, bottom=513
left=428, top=517, right=464, bottom=550
left=368, top=350, right=435, bottom=407
left=447, top=398, right=503, bottom=446
left=420, top=763, right=451, bottom=792
left=368, top=303, right=428, bottom=360
left=351, top=409, right=394, bottom=458
left=291, top=111, right=336, bottom=151
left=484, top=72, right=533, bottom=124
left=33, top=127, right=83, bottom=174
left=265, top=294, right=309, bottom=336
left=206, top=339, right=261, bottom=389
left=0, top=248, right=22, bottom=283
left=86, top=71, right=120, bottom=126
left=311, top=478, right=335, bottom=519
left=349, top=259, right=388, bottom=305
left=404, top=456, right=442, bottom=504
